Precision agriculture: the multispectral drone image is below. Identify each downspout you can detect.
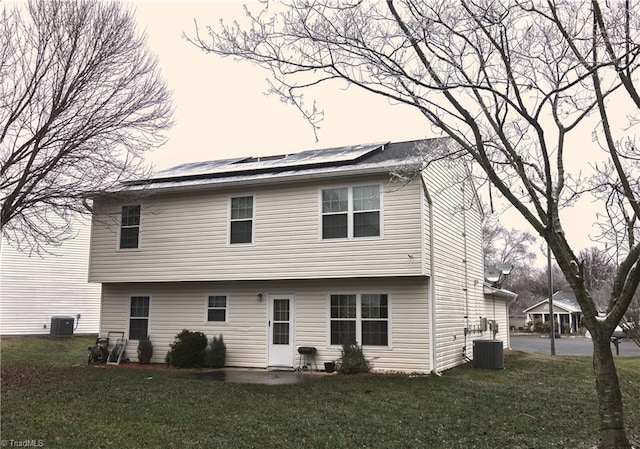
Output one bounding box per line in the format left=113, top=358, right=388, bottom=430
left=421, top=177, right=440, bottom=376
left=508, top=292, right=518, bottom=349
left=461, top=182, right=471, bottom=360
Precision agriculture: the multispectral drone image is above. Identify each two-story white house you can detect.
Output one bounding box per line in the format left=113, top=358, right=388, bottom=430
left=88, top=138, right=509, bottom=372
left=1, top=219, right=101, bottom=336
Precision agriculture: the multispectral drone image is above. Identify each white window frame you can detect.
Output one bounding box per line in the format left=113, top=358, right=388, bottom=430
left=228, top=194, right=255, bottom=245
left=319, top=184, right=383, bottom=240
left=118, top=204, right=142, bottom=251
left=128, top=295, right=151, bottom=341
left=327, top=292, right=391, bottom=348
left=205, top=293, right=229, bottom=324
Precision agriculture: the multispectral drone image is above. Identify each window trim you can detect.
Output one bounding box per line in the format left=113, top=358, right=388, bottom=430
left=204, top=293, right=229, bottom=325
left=327, top=292, right=391, bottom=348
left=228, top=194, right=255, bottom=246
left=128, top=295, right=151, bottom=341
left=117, top=204, right=142, bottom=251
left=319, top=184, right=383, bottom=241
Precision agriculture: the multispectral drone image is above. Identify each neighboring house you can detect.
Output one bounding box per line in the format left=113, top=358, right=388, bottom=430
left=0, top=218, right=101, bottom=335
left=524, top=290, right=583, bottom=334
left=88, top=138, right=510, bottom=372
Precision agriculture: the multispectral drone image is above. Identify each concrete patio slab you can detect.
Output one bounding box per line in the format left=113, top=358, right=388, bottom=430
left=193, top=368, right=329, bottom=385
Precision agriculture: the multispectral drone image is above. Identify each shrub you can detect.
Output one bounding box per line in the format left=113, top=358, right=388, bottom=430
left=204, top=347, right=213, bottom=367
left=531, top=319, right=545, bottom=333
left=337, top=342, right=370, bottom=374
left=168, top=329, right=208, bottom=368
left=208, top=334, right=226, bottom=368
left=137, top=336, right=153, bottom=364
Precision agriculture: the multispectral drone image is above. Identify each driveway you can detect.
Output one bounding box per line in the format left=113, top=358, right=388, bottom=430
left=510, top=335, right=640, bottom=357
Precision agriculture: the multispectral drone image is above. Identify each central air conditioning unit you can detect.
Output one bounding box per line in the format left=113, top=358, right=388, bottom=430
left=472, top=339, right=504, bottom=370
left=50, top=316, right=74, bottom=337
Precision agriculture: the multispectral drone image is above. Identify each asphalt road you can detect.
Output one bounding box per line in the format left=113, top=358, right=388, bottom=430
left=510, top=335, right=640, bottom=357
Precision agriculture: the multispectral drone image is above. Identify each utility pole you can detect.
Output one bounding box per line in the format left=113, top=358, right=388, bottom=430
left=548, top=242, right=556, bottom=355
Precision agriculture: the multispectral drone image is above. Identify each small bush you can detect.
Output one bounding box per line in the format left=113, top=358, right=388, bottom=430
left=204, top=347, right=213, bottom=367
left=168, top=329, right=208, bottom=368
left=531, top=319, right=545, bottom=333
left=137, top=336, right=153, bottom=364
left=208, top=334, right=226, bottom=368
left=337, top=342, right=370, bottom=374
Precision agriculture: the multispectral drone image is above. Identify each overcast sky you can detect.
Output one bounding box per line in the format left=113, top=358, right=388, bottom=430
left=133, top=1, right=430, bottom=171
left=131, top=1, right=605, bottom=260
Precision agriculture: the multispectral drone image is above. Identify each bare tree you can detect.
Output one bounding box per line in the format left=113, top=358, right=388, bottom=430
left=482, top=216, right=538, bottom=317
left=580, top=247, right=616, bottom=307
left=190, top=2, right=640, bottom=446
left=622, top=290, right=640, bottom=347
left=482, top=216, right=537, bottom=283
left=0, top=0, right=172, bottom=254
left=507, top=262, right=570, bottom=317
left=582, top=245, right=640, bottom=346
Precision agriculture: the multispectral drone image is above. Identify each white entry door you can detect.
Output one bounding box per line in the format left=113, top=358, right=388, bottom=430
left=268, top=294, right=294, bottom=368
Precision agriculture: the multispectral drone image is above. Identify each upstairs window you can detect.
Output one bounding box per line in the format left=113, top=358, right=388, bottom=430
left=230, top=196, right=254, bottom=244
left=353, top=186, right=381, bottom=237
left=321, top=185, right=381, bottom=239
left=321, top=188, right=348, bottom=239
left=120, top=205, right=140, bottom=249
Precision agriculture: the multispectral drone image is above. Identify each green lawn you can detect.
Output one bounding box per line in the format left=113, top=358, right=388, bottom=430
left=1, top=336, right=639, bottom=449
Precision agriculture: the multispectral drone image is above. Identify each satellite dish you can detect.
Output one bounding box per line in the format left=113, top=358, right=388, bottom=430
left=484, top=268, right=501, bottom=283
left=495, top=263, right=514, bottom=275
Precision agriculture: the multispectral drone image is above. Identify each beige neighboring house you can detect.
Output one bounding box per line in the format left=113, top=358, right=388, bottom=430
left=0, top=218, right=101, bottom=335
left=524, top=290, right=583, bottom=334
left=88, top=139, right=511, bottom=372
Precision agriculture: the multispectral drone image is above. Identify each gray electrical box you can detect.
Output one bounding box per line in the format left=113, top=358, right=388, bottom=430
left=50, top=316, right=74, bottom=337
left=472, top=339, right=504, bottom=370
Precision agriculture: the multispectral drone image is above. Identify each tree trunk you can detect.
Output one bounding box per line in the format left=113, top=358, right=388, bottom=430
left=592, top=332, right=631, bottom=449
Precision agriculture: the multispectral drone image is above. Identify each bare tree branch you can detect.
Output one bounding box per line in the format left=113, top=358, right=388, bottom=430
left=0, top=0, right=173, bottom=254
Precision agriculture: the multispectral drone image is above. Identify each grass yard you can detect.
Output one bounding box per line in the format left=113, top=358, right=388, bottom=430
left=1, top=336, right=639, bottom=449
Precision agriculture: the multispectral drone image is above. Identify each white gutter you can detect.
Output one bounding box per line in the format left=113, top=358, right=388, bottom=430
left=421, top=176, right=440, bottom=375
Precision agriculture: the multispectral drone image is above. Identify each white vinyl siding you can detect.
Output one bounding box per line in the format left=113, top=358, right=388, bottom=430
left=484, top=294, right=511, bottom=348
left=423, top=161, right=486, bottom=372
left=89, top=176, right=422, bottom=283
left=99, top=277, right=429, bottom=371
left=0, top=218, right=101, bottom=335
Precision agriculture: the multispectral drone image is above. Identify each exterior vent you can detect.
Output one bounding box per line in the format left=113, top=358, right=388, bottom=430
left=472, top=339, right=504, bottom=370
left=50, top=316, right=74, bottom=337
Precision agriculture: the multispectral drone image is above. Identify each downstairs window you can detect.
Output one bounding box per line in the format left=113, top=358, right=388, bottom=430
left=330, top=293, right=389, bottom=346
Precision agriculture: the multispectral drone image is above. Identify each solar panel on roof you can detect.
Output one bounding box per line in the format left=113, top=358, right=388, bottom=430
left=220, top=143, right=383, bottom=173
left=154, top=157, right=248, bottom=179
left=150, top=142, right=386, bottom=182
